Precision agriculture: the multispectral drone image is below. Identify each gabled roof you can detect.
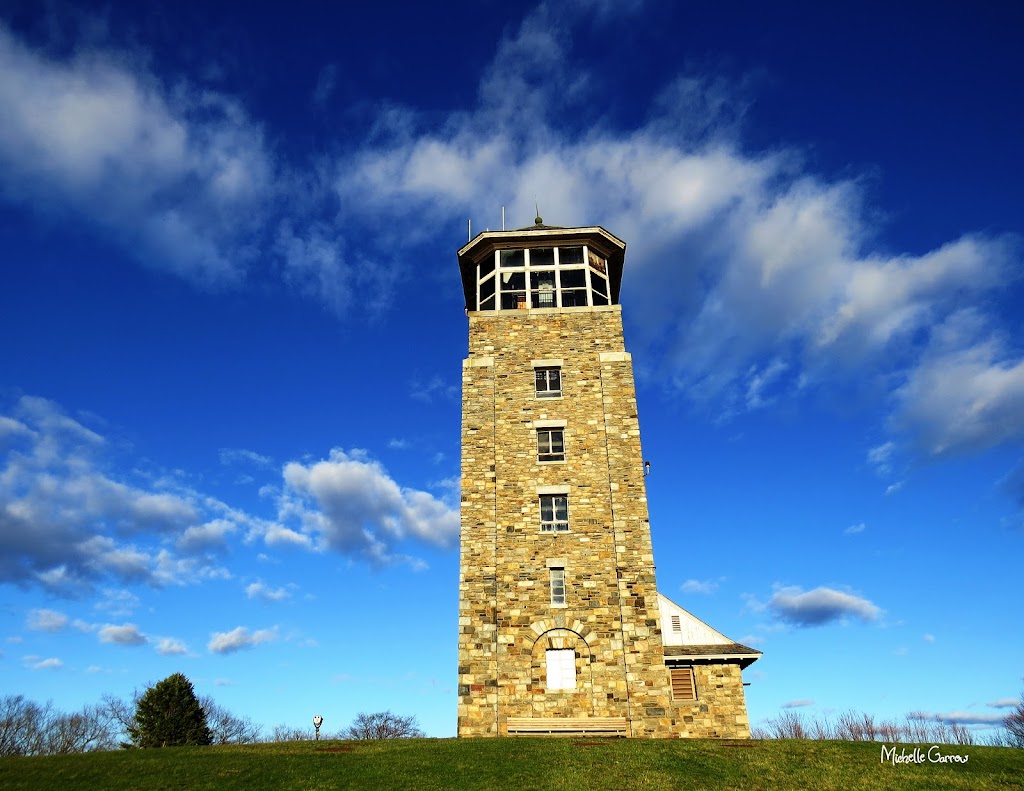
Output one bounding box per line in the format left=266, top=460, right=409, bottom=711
left=658, top=592, right=761, bottom=668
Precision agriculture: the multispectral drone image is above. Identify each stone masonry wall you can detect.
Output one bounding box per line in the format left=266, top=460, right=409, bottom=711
left=457, top=355, right=498, bottom=736
left=665, top=664, right=752, bottom=739
left=457, top=305, right=675, bottom=737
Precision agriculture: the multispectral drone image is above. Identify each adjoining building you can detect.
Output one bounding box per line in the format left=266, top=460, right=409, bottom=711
left=456, top=219, right=760, bottom=738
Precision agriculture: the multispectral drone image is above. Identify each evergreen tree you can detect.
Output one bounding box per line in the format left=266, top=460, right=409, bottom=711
left=127, top=673, right=212, bottom=748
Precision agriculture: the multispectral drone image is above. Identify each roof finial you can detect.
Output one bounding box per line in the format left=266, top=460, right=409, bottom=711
left=534, top=201, right=543, bottom=226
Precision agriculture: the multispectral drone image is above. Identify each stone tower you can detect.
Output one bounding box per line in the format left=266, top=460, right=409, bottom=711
left=456, top=220, right=759, bottom=738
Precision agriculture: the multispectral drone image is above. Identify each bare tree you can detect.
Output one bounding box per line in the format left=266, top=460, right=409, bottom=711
left=199, top=696, right=262, bottom=744
left=343, top=711, right=424, bottom=740
left=43, top=704, right=118, bottom=754
left=2, top=691, right=263, bottom=754
left=1004, top=694, right=1024, bottom=748
left=1, top=696, right=120, bottom=756
left=269, top=724, right=312, bottom=742
left=763, top=710, right=807, bottom=739
left=0, top=696, right=48, bottom=756
left=100, top=692, right=139, bottom=748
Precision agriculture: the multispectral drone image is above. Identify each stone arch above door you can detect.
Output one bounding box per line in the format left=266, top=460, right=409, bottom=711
left=528, top=627, right=594, bottom=717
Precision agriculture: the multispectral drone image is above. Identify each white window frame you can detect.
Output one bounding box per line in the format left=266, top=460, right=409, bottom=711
left=476, top=246, right=609, bottom=311
left=535, top=367, right=562, bottom=398
left=549, top=567, right=566, bottom=607
left=539, top=494, right=569, bottom=533
left=537, top=427, right=565, bottom=463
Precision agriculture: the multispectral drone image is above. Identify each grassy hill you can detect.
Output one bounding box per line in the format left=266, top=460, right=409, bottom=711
left=2, top=737, right=1021, bottom=790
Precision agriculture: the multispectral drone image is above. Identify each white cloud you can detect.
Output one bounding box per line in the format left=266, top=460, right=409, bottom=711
left=987, top=698, right=1019, bottom=709
left=95, top=589, right=140, bottom=616
left=910, top=710, right=1007, bottom=726
left=3, top=4, right=1017, bottom=473
left=0, top=21, right=372, bottom=315
left=273, top=448, right=459, bottom=564
left=766, top=585, right=881, bottom=627
left=781, top=699, right=815, bottom=709
left=98, top=623, right=147, bottom=646
left=892, top=325, right=1024, bottom=457
left=177, top=519, right=237, bottom=554
left=681, top=578, right=718, bottom=594
left=311, top=63, right=337, bottom=108
left=218, top=448, right=272, bottom=468
left=0, top=395, right=244, bottom=593
left=27, top=608, right=69, bottom=632
left=155, top=637, right=188, bottom=656
left=275, top=221, right=357, bottom=316
left=409, top=375, right=458, bottom=403
left=208, top=626, right=277, bottom=654
left=867, top=442, right=895, bottom=475
left=0, top=416, right=34, bottom=439
left=843, top=523, right=866, bottom=536
left=246, top=581, right=294, bottom=602
left=261, top=524, right=315, bottom=549
left=32, top=657, right=63, bottom=670
left=0, top=23, right=272, bottom=285
left=923, top=633, right=935, bottom=643
left=326, top=0, right=1019, bottom=472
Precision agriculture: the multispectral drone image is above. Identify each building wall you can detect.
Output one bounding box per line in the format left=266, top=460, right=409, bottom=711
left=666, top=664, right=752, bottom=739
left=457, top=305, right=675, bottom=737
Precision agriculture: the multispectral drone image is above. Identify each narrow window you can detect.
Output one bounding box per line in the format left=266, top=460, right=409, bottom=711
left=478, top=271, right=496, bottom=310
left=529, top=247, right=555, bottom=267
left=545, top=648, right=576, bottom=690
left=549, top=567, right=566, bottom=606
left=670, top=667, right=697, bottom=702
left=540, top=495, right=569, bottom=533
left=500, top=271, right=527, bottom=310
left=499, top=248, right=525, bottom=267
left=558, top=246, right=584, bottom=265
left=671, top=614, right=682, bottom=633
left=531, top=270, right=556, bottom=308
left=559, top=268, right=587, bottom=307
left=535, top=367, right=561, bottom=398
left=591, top=272, right=609, bottom=306
left=537, top=428, right=565, bottom=462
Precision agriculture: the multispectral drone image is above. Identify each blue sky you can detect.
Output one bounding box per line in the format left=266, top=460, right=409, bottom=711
left=1, top=0, right=1022, bottom=738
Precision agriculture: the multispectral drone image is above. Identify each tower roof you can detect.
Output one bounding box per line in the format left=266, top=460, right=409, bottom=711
left=457, top=224, right=626, bottom=311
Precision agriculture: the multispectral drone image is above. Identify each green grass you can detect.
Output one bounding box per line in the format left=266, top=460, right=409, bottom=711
left=2, top=738, right=1021, bottom=791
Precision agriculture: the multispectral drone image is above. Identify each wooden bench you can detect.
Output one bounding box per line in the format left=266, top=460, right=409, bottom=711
left=506, top=717, right=628, bottom=737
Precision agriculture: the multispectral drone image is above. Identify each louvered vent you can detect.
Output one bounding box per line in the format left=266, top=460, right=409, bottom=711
left=671, top=667, right=696, bottom=702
